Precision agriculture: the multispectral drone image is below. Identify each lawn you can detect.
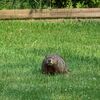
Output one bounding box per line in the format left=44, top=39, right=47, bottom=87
left=0, top=20, right=100, bottom=100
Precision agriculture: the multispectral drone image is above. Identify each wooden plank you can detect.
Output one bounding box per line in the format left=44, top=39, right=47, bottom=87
left=0, top=8, right=100, bottom=19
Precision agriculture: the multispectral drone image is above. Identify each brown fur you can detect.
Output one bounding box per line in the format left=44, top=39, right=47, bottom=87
left=41, top=54, right=69, bottom=75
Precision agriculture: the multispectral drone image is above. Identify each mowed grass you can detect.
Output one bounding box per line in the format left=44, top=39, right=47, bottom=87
left=0, top=20, right=100, bottom=100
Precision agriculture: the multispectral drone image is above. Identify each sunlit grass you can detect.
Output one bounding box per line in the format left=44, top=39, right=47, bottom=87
left=0, top=20, right=100, bottom=100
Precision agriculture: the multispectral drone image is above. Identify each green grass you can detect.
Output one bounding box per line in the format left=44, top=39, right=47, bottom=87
left=0, top=20, right=100, bottom=100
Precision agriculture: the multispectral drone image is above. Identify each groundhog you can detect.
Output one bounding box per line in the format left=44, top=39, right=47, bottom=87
left=41, top=54, right=69, bottom=75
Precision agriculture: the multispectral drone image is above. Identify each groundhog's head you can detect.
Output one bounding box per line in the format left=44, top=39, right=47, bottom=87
left=45, top=56, right=58, bottom=66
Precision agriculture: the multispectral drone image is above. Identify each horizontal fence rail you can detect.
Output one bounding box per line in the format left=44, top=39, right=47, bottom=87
left=0, top=8, right=100, bottom=19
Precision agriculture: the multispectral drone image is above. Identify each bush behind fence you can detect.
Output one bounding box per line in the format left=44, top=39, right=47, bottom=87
left=0, top=0, right=100, bottom=10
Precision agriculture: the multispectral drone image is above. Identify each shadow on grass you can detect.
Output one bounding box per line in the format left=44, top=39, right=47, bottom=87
left=2, top=79, right=100, bottom=100
left=63, top=87, right=100, bottom=99
left=5, top=86, right=52, bottom=100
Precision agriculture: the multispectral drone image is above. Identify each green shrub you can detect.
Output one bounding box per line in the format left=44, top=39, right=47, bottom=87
left=72, top=0, right=100, bottom=8
left=0, top=0, right=100, bottom=9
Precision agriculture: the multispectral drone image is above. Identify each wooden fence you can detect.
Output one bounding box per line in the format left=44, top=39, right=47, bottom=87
left=0, top=8, right=100, bottom=19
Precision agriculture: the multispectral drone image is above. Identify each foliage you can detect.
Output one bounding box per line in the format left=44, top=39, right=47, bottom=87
left=0, top=20, right=100, bottom=100
left=0, top=0, right=100, bottom=9
left=72, top=0, right=100, bottom=8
